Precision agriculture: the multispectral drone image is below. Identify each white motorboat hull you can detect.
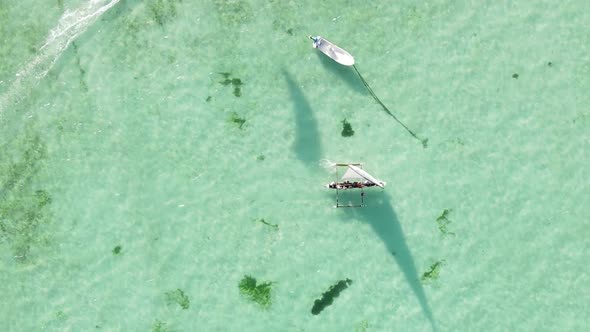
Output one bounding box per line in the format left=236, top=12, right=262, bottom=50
left=310, top=36, right=355, bottom=66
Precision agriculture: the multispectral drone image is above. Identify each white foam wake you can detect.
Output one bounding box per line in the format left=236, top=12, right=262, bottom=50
left=0, top=0, right=121, bottom=116
left=320, top=159, right=337, bottom=173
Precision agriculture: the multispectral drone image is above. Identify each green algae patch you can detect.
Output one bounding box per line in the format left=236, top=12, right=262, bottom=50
left=1, top=132, right=46, bottom=192
left=311, top=278, right=352, bottom=315
left=0, top=130, right=52, bottom=260
left=228, top=112, right=246, bottom=129
left=421, top=260, right=444, bottom=284
left=152, top=319, right=169, bottom=332
left=436, top=209, right=455, bottom=236
left=355, top=320, right=369, bottom=332
left=256, top=155, right=265, bottom=161
left=56, top=310, right=66, bottom=320
left=341, top=119, right=355, bottom=137
left=239, top=275, right=273, bottom=309
left=148, top=0, right=179, bottom=26
left=112, top=245, right=122, bottom=255
left=213, top=0, right=253, bottom=27
left=165, top=289, right=190, bottom=309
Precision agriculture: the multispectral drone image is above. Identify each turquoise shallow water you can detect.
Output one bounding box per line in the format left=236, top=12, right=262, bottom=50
left=1, top=0, right=589, bottom=331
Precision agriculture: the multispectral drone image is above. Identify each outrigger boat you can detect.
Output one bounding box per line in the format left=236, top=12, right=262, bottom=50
left=309, top=36, right=355, bottom=66
left=326, top=163, right=385, bottom=207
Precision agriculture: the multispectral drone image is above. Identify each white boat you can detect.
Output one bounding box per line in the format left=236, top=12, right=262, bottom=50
left=309, top=36, right=355, bottom=66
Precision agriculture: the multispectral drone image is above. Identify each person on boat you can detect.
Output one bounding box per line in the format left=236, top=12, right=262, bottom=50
left=328, top=182, right=345, bottom=190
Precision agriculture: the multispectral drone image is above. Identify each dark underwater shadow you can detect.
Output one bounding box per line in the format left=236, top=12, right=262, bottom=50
left=315, top=52, right=367, bottom=95
left=283, top=69, right=322, bottom=166
left=343, top=191, right=437, bottom=331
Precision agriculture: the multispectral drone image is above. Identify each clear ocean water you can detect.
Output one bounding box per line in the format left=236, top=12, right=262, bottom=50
left=1, top=1, right=589, bottom=331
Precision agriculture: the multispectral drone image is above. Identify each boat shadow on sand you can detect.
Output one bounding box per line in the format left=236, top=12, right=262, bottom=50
left=283, top=69, right=323, bottom=165
left=341, top=191, right=437, bottom=331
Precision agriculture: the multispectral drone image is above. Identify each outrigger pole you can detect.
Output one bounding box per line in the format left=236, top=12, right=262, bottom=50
left=335, top=163, right=365, bottom=208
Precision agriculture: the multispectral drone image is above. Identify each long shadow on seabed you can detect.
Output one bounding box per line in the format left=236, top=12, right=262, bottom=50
left=283, top=69, right=322, bottom=165
left=343, top=191, right=437, bottom=331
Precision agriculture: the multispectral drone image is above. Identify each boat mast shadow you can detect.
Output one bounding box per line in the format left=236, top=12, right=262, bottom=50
left=283, top=69, right=322, bottom=166
left=315, top=53, right=367, bottom=95
left=343, top=192, right=437, bottom=330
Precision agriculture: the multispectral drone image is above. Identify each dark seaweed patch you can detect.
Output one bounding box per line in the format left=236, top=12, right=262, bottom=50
left=256, top=155, right=265, bottom=161
left=311, top=278, right=352, bottom=315
left=239, top=275, right=273, bottom=309
left=512, top=73, right=519, bottom=79
left=253, top=218, right=278, bottom=229
left=286, top=28, right=293, bottom=35
left=219, top=73, right=243, bottom=97
left=547, top=62, right=552, bottom=67
left=341, top=119, right=355, bottom=137
left=436, top=209, right=455, bottom=236
left=421, top=260, right=444, bottom=284
left=206, top=96, right=212, bottom=102
left=165, top=289, right=190, bottom=309
left=229, top=112, right=246, bottom=129
left=112, top=245, right=122, bottom=255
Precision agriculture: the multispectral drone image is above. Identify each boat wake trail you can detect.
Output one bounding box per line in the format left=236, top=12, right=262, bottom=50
left=352, top=64, right=429, bottom=148
left=320, top=159, right=337, bottom=173
left=0, top=0, right=121, bottom=117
